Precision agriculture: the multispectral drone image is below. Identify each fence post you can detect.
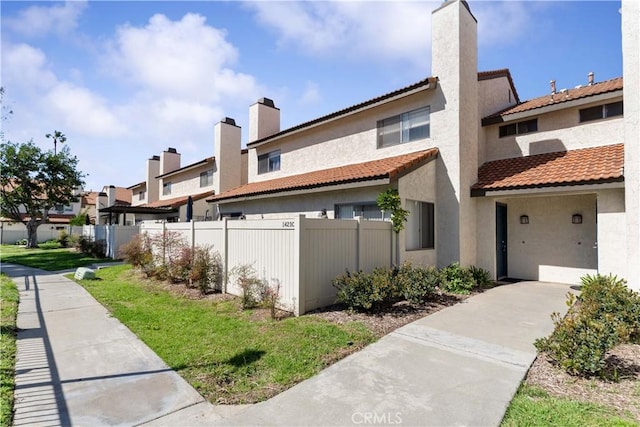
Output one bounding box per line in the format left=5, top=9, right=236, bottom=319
left=293, top=214, right=305, bottom=316
left=222, top=218, right=228, bottom=294
left=190, top=220, right=195, bottom=251
left=356, top=216, right=364, bottom=272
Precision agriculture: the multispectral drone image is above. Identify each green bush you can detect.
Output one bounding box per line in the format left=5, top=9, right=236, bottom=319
left=57, top=230, right=70, bottom=248
left=396, top=262, right=439, bottom=304
left=230, top=264, right=266, bottom=309
left=441, top=262, right=475, bottom=294
left=469, top=265, right=493, bottom=289
left=14, top=239, right=27, bottom=245
left=535, top=274, right=640, bottom=376
left=118, top=233, right=153, bottom=269
left=38, top=240, right=62, bottom=250
left=332, top=267, right=397, bottom=311
left=189, top=245, right=223, bottom=295
left=75, top=236, right=106, bottom=258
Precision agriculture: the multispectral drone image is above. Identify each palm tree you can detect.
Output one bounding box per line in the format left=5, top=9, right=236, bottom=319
left=46, top=131, right=66, bottom=155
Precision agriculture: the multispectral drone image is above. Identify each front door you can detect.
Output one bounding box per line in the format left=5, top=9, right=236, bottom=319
left=496, top=203, right=508, bottom=280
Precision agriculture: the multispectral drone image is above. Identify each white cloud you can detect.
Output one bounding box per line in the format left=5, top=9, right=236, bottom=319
left=4, top=0, right=88, bottom=38
left=299, top=81, right=321, bottom=106
left=106, top=13, right=261, bottom=104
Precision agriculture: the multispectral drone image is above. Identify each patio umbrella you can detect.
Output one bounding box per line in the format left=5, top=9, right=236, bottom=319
left=186, top=195, right=193, bottom=222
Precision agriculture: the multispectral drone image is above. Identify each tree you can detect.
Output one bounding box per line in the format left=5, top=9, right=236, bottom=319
left=376, top=188, right=409, bottom=233
left=46, top=131, right=66, bottom=155
left=0, top=139, right=85, bottom=248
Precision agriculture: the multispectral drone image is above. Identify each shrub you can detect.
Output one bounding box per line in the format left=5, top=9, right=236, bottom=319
left=469, top=265, right=493, bottom=289
left=118, top=234, right=153, bottom=270
left=261, top=279, right=282, bottom=319
left=441, top=262, right=475, bottom=294
left=535, top=274, right=640, bottom=376
left=230, top=264, right=265, bottom=309
left=396, top=262, right=439, bottom=305
left=168, top=245, right=193, bottom=284
left=38, top=240, right=62, bottom=250
left=57, top=230, right=70, bottom=248
left=332, top=267, right=397, bottom=311
left=189, top=245, right=223, bottom=295
left=75, top=236, right=106, bottom=258
left=14, top=239, right=27, bottom=246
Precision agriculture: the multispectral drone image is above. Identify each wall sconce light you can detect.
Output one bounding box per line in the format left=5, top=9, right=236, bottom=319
left=520, top=215, right=529, bottom=225
left=572, top=214, right=583, bottom=224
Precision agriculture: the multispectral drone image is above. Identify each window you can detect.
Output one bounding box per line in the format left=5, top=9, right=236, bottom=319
left=378, top=106, right=430, bottom=148
left=54, top=204, right=73, bottom=213
left=334, top=203, right=390, bottom=221
left=579, top=101, right=623, bottom=122
left=138, top=190, right=145, bottom=201
left=405, top=200, right=435, bottom=250
left=200, top=169, right=213, bottom=187
left=499, top=119, right=538, bottom=138
left=162, top=182, right=171, bottom=195
left=258, top=150, right=281, bottom=174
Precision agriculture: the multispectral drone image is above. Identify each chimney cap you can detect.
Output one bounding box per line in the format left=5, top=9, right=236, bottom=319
left=258, top=97, right=276, bottom=108
left=149, top=155, right=160, bottom=161
left=166, top=147, right=178, bottom=154
left=108, top=185, right=115, bottom=188
left=98, top=192, right=107, bottom=197
left=221, top=117, right=237, bottom=126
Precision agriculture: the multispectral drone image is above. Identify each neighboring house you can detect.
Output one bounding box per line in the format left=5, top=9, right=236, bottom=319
left=108, top=131, right=248, bottom=224
left=205, top=0, right=639, bottom=289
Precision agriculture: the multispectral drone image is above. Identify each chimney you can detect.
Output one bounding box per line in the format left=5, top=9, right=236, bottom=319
left=550, top=80, right=557, bottom=95
left=249, top=98, right=280, bottom=143
left=588, top=71, right=594, bottom=85
left=214, top=118, right=242, bottom=194
left=146, top=155, right=160, bottom=204
left=160, top=147, right=181, bottom=175
left=96, top=192, right=107, bottom=224
left=107, top=185, right=116, bottom=207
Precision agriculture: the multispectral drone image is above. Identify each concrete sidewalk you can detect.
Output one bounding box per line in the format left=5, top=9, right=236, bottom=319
left=5, top=262, right=574, bottom=426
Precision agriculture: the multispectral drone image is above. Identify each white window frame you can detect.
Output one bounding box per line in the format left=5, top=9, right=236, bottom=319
left=162, top=182, right=172, bottom=196
left=378, top=106, right=430, bottom=148
left=258, top=150, right=281, bottom=174
left=405, top=200, right=435, bottom=250
left=200, top=169, right=213, bottom=187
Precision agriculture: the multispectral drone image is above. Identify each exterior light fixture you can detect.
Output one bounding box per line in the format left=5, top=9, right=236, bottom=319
left=572, top=214, right=583, bottom=224
left=520, top=215, right=529, bottom=225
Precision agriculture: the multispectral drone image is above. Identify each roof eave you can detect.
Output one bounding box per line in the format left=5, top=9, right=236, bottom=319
left=471, top=176, right=624, bottom=197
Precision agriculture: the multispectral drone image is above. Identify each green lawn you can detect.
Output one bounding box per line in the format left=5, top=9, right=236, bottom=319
left=502, top=385, right=637, bottom=427
left=75, top=265, right=376, bottom=404
left=0, top=274, right=19, bottom=427
left=0, top=245, right=111, bottom=271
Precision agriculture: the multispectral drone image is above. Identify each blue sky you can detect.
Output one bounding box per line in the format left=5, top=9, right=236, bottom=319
left=1, top=0, right=623, bottom=192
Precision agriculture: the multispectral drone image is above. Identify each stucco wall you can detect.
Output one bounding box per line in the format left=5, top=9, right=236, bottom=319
left=474, top=197, right=497, bottom=278
left=505, top=194, right=598, bottom=283
left=248, top=90, right=437, bottom=183
left=159, top=163, right=213, bottom=200
left=478, top=77, right=517, bottom=124
left=398, top=160, right=437, bottom=266
left=597, top=188, right=627, bottom=279
left=483, top=97, right=624, bottom=162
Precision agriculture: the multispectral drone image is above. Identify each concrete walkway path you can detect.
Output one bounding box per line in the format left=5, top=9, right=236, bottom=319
left=5, top=262, right=574, bottom=426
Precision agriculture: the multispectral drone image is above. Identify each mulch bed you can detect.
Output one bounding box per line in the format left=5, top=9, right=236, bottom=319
left=525, top=344, right=640, bottom=421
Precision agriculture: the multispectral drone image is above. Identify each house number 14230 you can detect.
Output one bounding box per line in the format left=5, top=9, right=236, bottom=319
left=282, top=221, right=294, bottom=228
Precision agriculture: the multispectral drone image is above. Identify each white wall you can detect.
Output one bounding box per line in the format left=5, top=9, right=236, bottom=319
left=160, top=163, right=213, bottom=201
left=596, top=189, right=627, bottom=279
left=483, top=98, right=624, bottom=162
left=505, top=194, right=597, bottom=283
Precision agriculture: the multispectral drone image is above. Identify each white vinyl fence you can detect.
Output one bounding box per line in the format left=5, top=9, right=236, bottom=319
left=140, top=216, right=394, bottom=315
left=82, top=225, right=140, bottom=259
left=1, top=225, right=83, bottom=245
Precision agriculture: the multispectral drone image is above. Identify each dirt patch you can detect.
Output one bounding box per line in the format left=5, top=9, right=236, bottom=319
left=525, top=344, right=640, bottom=421
left=308, top=292, right=469, bottom=338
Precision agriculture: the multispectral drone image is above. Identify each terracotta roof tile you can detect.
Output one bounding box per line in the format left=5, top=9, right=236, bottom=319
left=472, top=144, right=624, bottom=194
left=143, top=191, right=211, bottom=209
left=209, top=149, right=439, bottom=202
left=485, top=77, right=623, bottom=120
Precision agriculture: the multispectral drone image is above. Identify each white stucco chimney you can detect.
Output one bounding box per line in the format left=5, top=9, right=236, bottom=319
left=97, top=191, right=107, bottom=224
left=146, top=155, right=160, bottom=204
left=106, top=185, right=116, bottom=207
left=159, top=147, right=181, bottom=175
left=214, top=117, right=242, bottom=194
left=431, top=0, right=478, bottom=268
left=248, top=98, right=280, bottom=143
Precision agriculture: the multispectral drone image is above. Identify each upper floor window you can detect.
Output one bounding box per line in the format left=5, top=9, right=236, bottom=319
left=378, top=106, right=430, bottom=148
left=138, top=190, right=145, bottom=201
left=579, top=101, right=623, bottom=123
left=499, top=119, right=538, bottom=138
left=54, top=204, right=73, bottom=213
left=200, top=169, right=213, bottom=187
left=258, top=150, right=281, bottom=174
left=162, top=182, right=171, bottom=196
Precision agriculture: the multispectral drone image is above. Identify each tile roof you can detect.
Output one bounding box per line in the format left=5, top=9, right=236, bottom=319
left=142, top=191, right=211, bottom=209
left=208, top=148, right=439, bottom=202
left=472, top=144, right=624, bottom=195
left=485, top=77, right=623, bottom=121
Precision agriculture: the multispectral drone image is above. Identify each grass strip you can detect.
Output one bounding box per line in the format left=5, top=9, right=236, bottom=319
left=0, top=245, right=111, bottom=271
left=501, top=385, right=637, bottom=427
left=0, top=273, right=19, bottom=427
left=76, top=265, right=375, bottom=404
